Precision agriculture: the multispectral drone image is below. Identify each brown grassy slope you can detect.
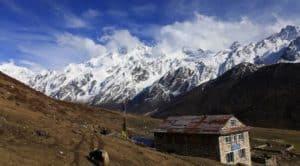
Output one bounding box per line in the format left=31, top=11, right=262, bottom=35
left=0, top=72, right=220, bottom=166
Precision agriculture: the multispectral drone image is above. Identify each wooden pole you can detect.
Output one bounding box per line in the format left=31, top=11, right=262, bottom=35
left=121, top=100, right=128, bottom=138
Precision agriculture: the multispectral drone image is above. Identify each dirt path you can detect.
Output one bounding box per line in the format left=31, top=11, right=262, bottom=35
left=71, top=134, right=86, bottom=166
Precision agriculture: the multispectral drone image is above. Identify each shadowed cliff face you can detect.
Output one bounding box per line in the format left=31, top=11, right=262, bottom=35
left=154, top=63, right=300, bottom=129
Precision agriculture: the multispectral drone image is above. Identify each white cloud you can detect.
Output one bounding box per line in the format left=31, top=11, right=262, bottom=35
left=99, top=30, right=143, bottom=53
left=57, top=32, right=107, bottom=57
left=13, top=30, right=143, bottom=70
left=17, top=43, right=87, bottom=69
left=5, top=13, right=300, bottom=71
left=56, top=30, right=143, bottom=59
left=155, top=13, right=300, bottom=55
left=19, top=60, right=44, bottom=72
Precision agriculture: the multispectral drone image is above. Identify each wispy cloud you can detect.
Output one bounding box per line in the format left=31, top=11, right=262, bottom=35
left=106, top=10, right=128, bottom=18
left=63, top=13, right=87, bottom=28
left=47, top=1, right=90, bottom=29
left=131, top=4, right=156, bottom=14
left=19, top=59, right=44, bottom=71
left=6, top=28, right=143, bottom=70
left=63, top=8, right=102, bottom=28
left=82, top=8, right=101, bottom=19
left=0, top=0, right=24, bottom=14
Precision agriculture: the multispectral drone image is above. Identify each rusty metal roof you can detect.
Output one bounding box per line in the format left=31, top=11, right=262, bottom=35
left=153, top=115, right=251, bottom=135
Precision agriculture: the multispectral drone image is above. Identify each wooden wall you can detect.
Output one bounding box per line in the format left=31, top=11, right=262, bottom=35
left=154, top=133, right=220, bottom=160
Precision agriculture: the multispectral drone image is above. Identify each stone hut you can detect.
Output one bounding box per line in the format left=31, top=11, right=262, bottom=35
left=153, top=115, right=252, bottom=165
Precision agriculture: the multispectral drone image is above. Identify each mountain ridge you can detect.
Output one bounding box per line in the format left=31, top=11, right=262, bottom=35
left=153, top=62, right=300, bottom=129
left=1, top=25, right=300, bottom=113
left=0, top=69, right=221, bottom=165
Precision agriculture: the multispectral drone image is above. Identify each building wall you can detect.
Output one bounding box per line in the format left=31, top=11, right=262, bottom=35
left=218, top=131, right=251, bottom=165
left=223, top=117, right=244, bottom=130
left=154, top=133, right=220, bottom=160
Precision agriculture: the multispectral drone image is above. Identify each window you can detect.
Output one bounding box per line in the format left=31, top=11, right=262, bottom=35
left=238, top=133, right=244, bottom=141
left=226, top=152, right=234, bottom=163
left=230, top=119, right=237, bottom=127
left=225, top=136, right=231, bottom=144
left=233, top=134, right=237, bottom=143
left=239, top=149, right=246, bottom=158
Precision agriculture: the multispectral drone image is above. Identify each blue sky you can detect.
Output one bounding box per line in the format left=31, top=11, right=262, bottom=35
left=1, top=0, right=300, bottom=70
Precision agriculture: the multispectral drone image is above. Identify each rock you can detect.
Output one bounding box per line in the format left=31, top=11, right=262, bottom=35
left=0, top=116, right=7, bottom=123
left=35, top=130, right=48, bottom=137
left=72, top=129, right=82, bottom=135
left=88, top=149, right=110, bottom=166
left=100, top=128, right=111, bottom=135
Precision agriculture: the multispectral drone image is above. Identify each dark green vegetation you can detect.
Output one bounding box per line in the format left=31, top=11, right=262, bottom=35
left=155, top=63, right=300, bottom=129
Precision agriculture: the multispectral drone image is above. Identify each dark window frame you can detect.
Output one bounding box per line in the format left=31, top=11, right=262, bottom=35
left=225, top=136, right=231, bottom=144
left=226, top=152, right=234, bottom=163
left=233, top=134, right=237, bottom=143
left=238, top=133, right=244, bottom=141
left=230, top=119, right=237, bottom=127
left=239, top=148, right=246, bottom=158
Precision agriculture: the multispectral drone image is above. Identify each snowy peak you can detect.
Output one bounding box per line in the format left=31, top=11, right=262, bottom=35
left=1, top=25, right=300, bottom=113
left=282, top=36, right=300, bottom=62
left=24, top=42, right=213, bottom=107
left=275, top=25, right=300, bottom=40
left=217, top=25, right=300, bottom=75
left=0, top=62, right=35, bottom=84
left=127, top=25, right=300, bottom=113
left=230, top=41, right=241, bottom=50
left=220, top=62, right=258, bottom=80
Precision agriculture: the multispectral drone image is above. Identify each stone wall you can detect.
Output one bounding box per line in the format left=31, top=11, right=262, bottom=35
left=222, top=117, right=245, bottom=130
left=218, top=131, right=251, bottom=165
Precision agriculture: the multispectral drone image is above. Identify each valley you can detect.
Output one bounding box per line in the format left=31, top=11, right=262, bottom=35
left=1, top=1, right=300, bottom=165
left=1, top=70, right=300, bottom=165
left=0, top=71, right=221, bottom=165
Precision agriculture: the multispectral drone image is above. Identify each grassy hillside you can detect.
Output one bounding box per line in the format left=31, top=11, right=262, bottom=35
left=1, top=70, right=300, bottom=165
left=0, top=72, right=221, bottom=165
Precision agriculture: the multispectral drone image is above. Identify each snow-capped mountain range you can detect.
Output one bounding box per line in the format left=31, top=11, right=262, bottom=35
left=0, top=62, right=35, bottom=83
left=1, top=25, right=300, bottom=112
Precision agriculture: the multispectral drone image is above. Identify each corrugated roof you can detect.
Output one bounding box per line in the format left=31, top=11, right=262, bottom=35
left=153, top=115, right=251, bottom=135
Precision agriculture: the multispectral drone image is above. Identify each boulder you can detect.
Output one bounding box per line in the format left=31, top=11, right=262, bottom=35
left=88, top=149, right=110, bottom=166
